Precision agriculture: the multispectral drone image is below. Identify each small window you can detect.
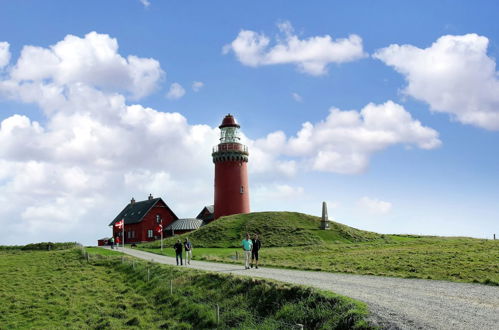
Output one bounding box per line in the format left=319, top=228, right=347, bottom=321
left=240, top=186, right=244, bottom=194
left=147, top=230, right=154, bottom=238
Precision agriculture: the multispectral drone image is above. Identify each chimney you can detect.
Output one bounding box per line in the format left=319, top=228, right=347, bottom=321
left=131, top=197, right=135, bottom=205
left=148, top=193, right=153, bottom=200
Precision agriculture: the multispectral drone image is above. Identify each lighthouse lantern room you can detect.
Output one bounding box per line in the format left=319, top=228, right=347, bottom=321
left=212, top=114, right=250, bottom=219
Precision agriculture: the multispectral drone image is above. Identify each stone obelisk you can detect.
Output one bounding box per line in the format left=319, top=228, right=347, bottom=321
left=321, top=201, right=329, bottom=230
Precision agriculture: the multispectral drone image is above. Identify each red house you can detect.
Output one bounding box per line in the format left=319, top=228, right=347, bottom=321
left=109, top=194, right=178, bottom=244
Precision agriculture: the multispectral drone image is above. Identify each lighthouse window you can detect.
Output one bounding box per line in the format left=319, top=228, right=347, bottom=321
left=240, top=186, right=244, bottom=194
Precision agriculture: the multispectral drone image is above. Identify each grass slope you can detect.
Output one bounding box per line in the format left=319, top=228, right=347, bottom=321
left=137, top=212, right=499, bottom=285
left=0, top=246, right=373, bottom=329
left=143, top=211, right=383, bottom=249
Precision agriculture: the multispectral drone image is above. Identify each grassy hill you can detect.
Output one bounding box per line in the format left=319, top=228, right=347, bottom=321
left=136, top=212, right=499, bottom=285
left=0, top=245, right=373, bottom=329
left=143, top=211, right=383, bottom=248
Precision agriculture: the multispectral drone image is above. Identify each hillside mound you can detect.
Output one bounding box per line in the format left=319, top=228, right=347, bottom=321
left=144, top=211, right=382, bottom=248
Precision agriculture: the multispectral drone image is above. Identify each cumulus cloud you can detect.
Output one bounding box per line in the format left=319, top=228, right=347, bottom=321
left=358, top=196, right=392, bottom=215
left=374, top=34, right=499, bottom=130
left=223, top=21, right=366, bottom=75
left=0, top=33, right=217, bottom=244
left=192, top=81, right=204, bottom=92
left=0, top=41, right=10, bottom=68
left=139, top=0, right=151, bottom=7
left=253, top=101, right=440, bottom=174
left=0, top=32, right=441, bottom=245
left=291, top=92, right=303, bottom=102
left=2, top=32, right=162, bottom=102
left=166, top=82, right=186, bottom=99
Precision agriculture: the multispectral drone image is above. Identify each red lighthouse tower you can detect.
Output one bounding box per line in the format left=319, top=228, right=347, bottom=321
left=212, top=114, right=250, bottom=219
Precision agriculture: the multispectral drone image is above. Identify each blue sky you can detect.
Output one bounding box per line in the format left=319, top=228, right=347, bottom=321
left=0, top=1, right=498, bottom=245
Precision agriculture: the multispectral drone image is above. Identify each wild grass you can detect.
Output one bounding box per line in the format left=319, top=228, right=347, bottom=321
left=136, top=210, right=498, bottom=285
left=0, top=242, right=79, bottom=251
left=0, top=247, right=373, bottom=329
left=160, top=236, right=497, bottom=285
left=142, top=211, right=383, bottom=249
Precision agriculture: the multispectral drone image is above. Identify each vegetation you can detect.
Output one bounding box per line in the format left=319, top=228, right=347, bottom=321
left=0, top=242, right=79, bottom=251
left=137, top=212, right=499, bottom=285
left=142, top=212, right=383, bottom=249
left=0, top=246, right=373, bottom=329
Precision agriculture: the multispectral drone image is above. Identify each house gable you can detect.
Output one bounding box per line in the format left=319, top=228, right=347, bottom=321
left=109, top=198, right=178, bottom=226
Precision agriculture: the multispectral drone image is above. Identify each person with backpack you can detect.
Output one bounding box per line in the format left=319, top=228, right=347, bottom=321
left=173, top=239, right=183, bottom=266
left=251, top=233, right=261, bottom=269
left=184, top=238, right=193, bottom=265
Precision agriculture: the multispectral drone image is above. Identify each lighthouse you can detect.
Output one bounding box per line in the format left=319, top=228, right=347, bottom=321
left=212, top=114, right=250, bottom=219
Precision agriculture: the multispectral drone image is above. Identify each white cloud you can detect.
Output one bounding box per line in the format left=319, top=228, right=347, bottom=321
left=0, top=32, right=441, bottom=245
left=0, top=41, right=10, bottom=68
left=139, top=0, right=151, bottom=7
left=3, top=32, right=162, bottom=101
left=224, top=21, right=366, bottom=75
left=166, top=82, right=186, bottom=99
left=358, top=196, right=392, bottom=215
left=374, top=34, right=499, bottom=130
left=291, top=92, right=303, bottom=102
left=282, top=101, right=441, bottom=174
left=192, top=81, right=204, bottom=92
left=0, top=33, right=219, bottom=245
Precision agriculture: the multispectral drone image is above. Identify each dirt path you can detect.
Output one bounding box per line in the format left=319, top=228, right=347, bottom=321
left=112, top=247, right=499, bottom=329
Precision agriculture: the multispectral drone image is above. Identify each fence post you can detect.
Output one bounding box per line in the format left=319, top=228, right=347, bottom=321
left=147, top=268, right=150, bottom=282
left=216, top=304, right=220, bottom=324
left=132, top=260, right=135, bottom=269
left=236, top=251, right=239, bottom=260
left=296, top=324, right=304, bottom=330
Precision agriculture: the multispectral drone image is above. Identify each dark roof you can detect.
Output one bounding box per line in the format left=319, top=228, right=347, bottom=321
left=165, top=218, right=204, bottom=231
left=109, top=198, right=178, bottom=226
left=196, top=205, right=214, bottom=220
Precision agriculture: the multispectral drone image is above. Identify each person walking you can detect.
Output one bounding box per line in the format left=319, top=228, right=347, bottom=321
left=173, top=239, right=183, bottom=266
left=184, top=238, right=193, bottom=265
left=251, top=233, right=261, bottom=269
left=240, top=233, right=253, bottom=269
left=109, top=237, right=114, bottom=249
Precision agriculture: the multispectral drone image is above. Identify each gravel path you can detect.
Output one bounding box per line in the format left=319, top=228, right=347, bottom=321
left=115, top=247, right=499, bottom=329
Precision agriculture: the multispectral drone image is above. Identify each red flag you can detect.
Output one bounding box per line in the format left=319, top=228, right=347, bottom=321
left=115, top=219, right=124, bottom=230
left=155, top=224, right=162, bottom=234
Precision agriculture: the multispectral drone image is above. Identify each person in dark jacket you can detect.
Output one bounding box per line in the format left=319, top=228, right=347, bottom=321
left=173, top=240, right=183, bottom=265
left=251, top=233, right=261, bottom=269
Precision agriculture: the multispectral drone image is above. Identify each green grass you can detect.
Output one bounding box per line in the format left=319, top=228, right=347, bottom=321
left=136, top=212, right=499, bottom=285
left=0, top=247, right=373, bottom=329
left=142, top=211, right=383, bottom=249
left=155, top=237, right=497, bottom=285
left=85, top=247, right=124, bottom=256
